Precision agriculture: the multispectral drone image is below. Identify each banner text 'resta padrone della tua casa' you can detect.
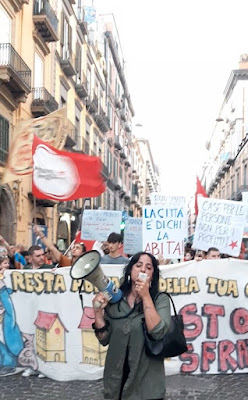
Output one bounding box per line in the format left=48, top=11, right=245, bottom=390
left=0, top=259, right=248, bottom=381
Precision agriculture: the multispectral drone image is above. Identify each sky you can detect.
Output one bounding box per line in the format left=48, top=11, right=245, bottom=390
left=93, top=0, right=248, bottom=200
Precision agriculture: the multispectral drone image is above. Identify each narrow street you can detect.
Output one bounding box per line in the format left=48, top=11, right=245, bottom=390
left=1, top=373, right=248, bottom=400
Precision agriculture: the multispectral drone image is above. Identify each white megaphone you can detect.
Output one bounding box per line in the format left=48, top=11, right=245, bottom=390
left=70, top=250, right=122, bottom=308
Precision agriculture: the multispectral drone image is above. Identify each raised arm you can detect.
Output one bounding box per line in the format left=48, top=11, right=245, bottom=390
left=0, top=235, right=15, bottom=257
left=33, top=225, right=62, bottom=263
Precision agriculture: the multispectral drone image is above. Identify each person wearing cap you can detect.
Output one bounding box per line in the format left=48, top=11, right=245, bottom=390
left=101, top=232, right=128, bottom=265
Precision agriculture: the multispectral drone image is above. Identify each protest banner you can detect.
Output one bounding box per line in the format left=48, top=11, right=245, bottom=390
left=150, top=193, right=186, bottom=207
left=2, top=108, right=67, bottom=184
left=1, top=258, right=248, bottom=380
left=123, top=217, right=143, bottom=255
left=81, top=210, right=122, bottom=241
left=193, top=197, right=248, bottom=256
left=142, top=205, right=188, bottom=259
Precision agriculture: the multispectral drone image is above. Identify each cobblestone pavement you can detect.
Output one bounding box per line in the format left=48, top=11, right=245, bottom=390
left=0, top=373, right=248, bottom=400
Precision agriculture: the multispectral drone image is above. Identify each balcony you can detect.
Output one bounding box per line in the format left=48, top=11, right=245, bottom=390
left=75, top=72, right=88, bottom=99
left=31, top=87, right=58, bottom=116
left=86, top=94, right=98, bottom=114
left=94, top=107, right=110, bottom=133
left=113, top=176, right=122, bottom=190
left=120, top=147, right=127, bottom=159
left=125, top=155, right=131, bottom=167
left=114, top=136, right=122, bottom=150
left=124, top=121, right=132, bottom=133
left=115, top=96, right=122, bottom=109
left=77, top=7, right=88, bottom=36
left=60, top=49, right=76, bottom=77
left=120, top=108, right=127, bottom=121
left=33, top=0, right=58, bottom=42
left=0, top=43, right=31, bottom=104
left=131, top=194, right=138, bottom=204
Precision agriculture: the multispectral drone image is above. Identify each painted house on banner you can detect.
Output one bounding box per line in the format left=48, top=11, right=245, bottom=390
left=78, top=306, right=107, bottom=366
left=34, top=311, right=68, bottom=362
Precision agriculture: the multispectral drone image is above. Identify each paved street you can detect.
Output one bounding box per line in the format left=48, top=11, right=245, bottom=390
left=1, top=373, right=248, bottom=400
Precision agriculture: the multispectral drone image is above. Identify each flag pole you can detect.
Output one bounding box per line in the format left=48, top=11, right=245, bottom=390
left=34, top=195, right=37, bottom=225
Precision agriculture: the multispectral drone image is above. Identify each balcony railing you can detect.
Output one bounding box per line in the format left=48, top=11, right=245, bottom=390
left=86, top=94, right=98, bottom=114
left=33, top=0, right=58, bottom=42
left=75, top=71, right=88, bottom=98
left=77, top=7, right=88, bottom=35
left=60, top=49, right=76, bottom=77
left=0, top=43, right=31, bottom=90
left=31, top=87, right=58, bottom=116
left=94, top=106, right=110, bottom=133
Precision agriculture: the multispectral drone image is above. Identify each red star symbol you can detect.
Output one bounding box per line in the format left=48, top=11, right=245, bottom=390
left=229, top=241, right=238, bottom=250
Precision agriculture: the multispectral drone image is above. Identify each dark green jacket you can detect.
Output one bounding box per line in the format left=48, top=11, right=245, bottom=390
left=99, top=293, right=171, bottom=400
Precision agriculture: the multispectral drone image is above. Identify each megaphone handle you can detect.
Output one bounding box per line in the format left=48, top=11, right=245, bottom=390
left=93, top=291, right=112, bottom=309
left=94, top=300, right=102, bottom=309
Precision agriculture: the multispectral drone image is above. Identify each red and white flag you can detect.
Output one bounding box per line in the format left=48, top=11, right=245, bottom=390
left=32, top=135, right=105, bottom=200
left=195, top=176, right=208, bottom=215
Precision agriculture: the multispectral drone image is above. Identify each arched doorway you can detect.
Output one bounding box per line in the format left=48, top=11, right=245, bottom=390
left=0, top=184, right=16, bottom=243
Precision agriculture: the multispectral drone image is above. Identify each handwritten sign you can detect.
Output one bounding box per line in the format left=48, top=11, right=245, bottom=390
left=193, top=197, right=247, bottom=256
left=123, top=217, right=143, bottom=254
left=150, top=193, right=186, bottom=207
left=142, top=205, right=188, bottom=258
left=81, top=210, right=122, bottom=241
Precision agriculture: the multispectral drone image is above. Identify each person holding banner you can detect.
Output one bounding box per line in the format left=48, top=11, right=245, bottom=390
left=92, top=252, right=171, bottom=400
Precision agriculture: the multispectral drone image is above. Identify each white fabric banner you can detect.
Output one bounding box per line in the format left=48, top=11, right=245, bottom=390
left=0, top=259, right=248, bottom=380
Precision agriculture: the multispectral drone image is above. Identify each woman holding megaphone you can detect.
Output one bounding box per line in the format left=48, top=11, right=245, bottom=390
left=92, top=252, right=171, bottom=400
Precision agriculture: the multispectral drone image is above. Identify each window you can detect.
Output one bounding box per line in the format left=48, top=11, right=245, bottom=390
left=107, top=102, right=112, bottom=128
left=34, top=53, right=44, bottom=89
left=107, top=149, right=112, bottom=174
left=75, top=42, right=82, bottom=84
left=114, top=158, right=118, bottom=177
left=236, top=171, right=240, bottom=191
left=0, top=6, right=11, bottom=44
left=61, top=13, right=72, bottom=59
left=244, top=164, right=247, bottom=186
left=226, top=182, right=230, bottom=199
left=0, top=115, right=9, bottom=164
left=119, top=165, right=123, bottom=180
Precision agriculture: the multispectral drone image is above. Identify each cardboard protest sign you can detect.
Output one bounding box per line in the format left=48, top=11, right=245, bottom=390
left=150, top=193, right=186, bottom=207
left=123, top=217, right=143, bottom=255
left=142, top=205, right=188, bottom=259
left=81, top=210, right=122, bottom=241
left=193, top=197, right=248, bottom=256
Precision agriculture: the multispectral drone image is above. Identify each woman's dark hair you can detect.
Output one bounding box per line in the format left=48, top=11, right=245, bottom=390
left=120, top=252, right=160, bottom=301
